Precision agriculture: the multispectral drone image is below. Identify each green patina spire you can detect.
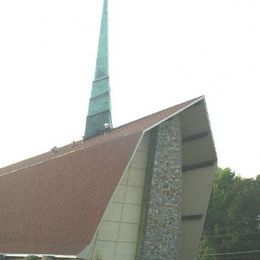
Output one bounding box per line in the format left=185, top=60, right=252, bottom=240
left=84, top=0, right=112, bottom=139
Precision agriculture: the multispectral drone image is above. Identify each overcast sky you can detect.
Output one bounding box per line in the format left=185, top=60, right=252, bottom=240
left=0, top=0, right=259, bottom=178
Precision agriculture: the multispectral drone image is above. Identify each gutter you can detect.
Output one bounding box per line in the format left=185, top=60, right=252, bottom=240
left=0, top=254, right=79, bottom=259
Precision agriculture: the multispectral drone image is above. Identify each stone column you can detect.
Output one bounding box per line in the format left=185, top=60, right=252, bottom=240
left=140, top=116, right=182, bottom=260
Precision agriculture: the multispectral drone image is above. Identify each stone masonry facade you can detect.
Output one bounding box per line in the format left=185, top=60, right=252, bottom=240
left=140, top=116, right=182, bottom=260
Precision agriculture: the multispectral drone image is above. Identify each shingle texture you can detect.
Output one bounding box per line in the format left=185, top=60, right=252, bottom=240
left=0, top=97, right=201, bottom=255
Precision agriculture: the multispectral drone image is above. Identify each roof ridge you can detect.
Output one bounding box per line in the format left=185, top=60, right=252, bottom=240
left=0, top=96, right=203, bottom=174
left=0, top=132, right=142, bottom=177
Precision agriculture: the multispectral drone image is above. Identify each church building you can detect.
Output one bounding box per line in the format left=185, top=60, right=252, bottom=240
left=0, top=1, right=217, bottom=259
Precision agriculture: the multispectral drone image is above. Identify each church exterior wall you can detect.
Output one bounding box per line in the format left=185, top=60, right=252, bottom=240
left=140, top=116, right=182, bottom=260
left=181, top=165, right=216, bottom=259
left=79, top=104, right=216, bottom=260
left=81, top=133, right=150, bottom=260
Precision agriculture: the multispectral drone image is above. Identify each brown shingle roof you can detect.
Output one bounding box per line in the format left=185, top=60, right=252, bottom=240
left=0, top=97, right=202, bottom=255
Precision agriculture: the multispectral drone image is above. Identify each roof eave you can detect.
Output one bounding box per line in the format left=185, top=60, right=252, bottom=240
left=143, top=96, right=205, bottom=133
left=1, top=253, right=78, bottom=259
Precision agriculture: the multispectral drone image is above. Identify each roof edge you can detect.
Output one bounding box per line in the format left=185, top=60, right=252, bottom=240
left=201, top=97, right=218, bottom=162
left=0, top=96, right=204, bottom=176
left=143, top=96, right=205, bottom=133
left=2, top=254, right=78, bottom=259
left=78, top=131, right=144, bottom=257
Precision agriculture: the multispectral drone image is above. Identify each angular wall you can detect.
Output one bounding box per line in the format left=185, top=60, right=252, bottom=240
left=140, top=116, right=182, bottom=260
left=80, top=133, right=150, bottom=260
left=79, top=101, right=216, bottom=260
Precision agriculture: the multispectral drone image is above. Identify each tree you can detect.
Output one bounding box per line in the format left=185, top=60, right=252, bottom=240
left=199, top=168, right=260, bottom=259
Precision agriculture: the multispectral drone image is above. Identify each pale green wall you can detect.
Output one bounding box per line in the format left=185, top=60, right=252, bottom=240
left=79, top=133, right=149, bottom=260
left=79, top=101, right=216, bottom=260
left=181, top=165, right=216, bottom=260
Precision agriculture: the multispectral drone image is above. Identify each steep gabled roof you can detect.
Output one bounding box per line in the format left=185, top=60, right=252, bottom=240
left=0, top=96, right=203, bottom=256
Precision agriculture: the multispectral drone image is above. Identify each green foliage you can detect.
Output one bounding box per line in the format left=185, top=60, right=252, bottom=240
left=198, top=238, right=217, bottom=260
left=199, top=168, right=260, bottom=259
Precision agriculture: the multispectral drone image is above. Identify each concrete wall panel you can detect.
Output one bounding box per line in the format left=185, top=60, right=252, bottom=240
left=80, top=133, right=150, bottom=260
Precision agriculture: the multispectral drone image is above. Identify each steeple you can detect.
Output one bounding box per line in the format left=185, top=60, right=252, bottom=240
left=84, top=0, right=112, bottom=139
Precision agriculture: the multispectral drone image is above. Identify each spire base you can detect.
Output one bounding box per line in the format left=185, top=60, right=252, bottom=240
left=84, top=110, right=112, bottom=140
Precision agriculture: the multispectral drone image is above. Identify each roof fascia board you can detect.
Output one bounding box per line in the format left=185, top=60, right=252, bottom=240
left=2, top=254, right=77, bottom=259
left=142, top=96, right=217, bottom=164
left=143, top=96, right=205, bottom=134
left=201, top=98, right=218, bottom=162
left=1, top=97, right=205, bottom=178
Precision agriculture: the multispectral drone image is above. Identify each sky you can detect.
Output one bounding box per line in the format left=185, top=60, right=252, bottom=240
left=0, top=0, right=259, bottom=178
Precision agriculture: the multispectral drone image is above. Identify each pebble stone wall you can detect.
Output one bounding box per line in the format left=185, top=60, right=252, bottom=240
left=140, top=116, right=182, bottom=260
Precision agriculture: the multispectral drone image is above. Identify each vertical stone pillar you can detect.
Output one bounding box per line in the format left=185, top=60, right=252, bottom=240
left=140, top=116, right=182, bottom=260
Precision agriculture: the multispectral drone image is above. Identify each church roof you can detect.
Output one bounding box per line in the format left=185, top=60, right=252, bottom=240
left=0, top=96, right=203, bottom=256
